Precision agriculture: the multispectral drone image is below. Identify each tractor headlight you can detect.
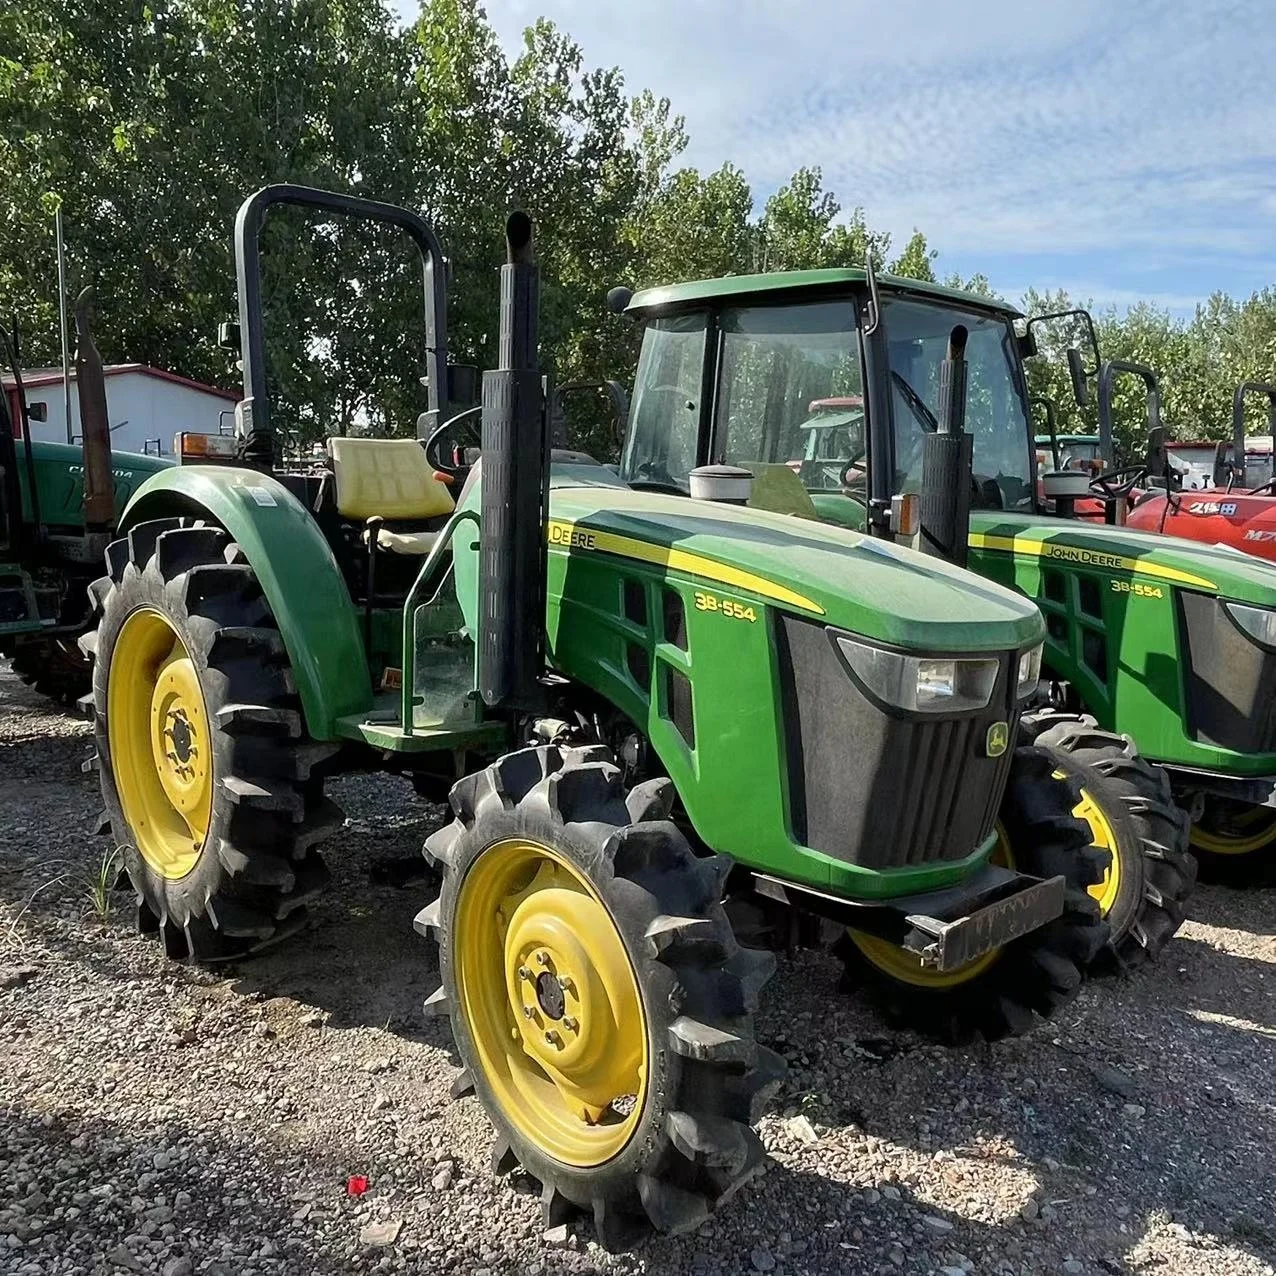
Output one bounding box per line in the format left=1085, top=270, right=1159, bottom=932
left=1016, top=642, right=1043, bottom=700
left=835, top=635, right=999, bottom=714
left=1224, top=601, right=1276, bottom=650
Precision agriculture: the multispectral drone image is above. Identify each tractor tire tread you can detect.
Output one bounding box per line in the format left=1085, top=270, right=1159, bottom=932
left=419, top=744, right=781, bottom=1250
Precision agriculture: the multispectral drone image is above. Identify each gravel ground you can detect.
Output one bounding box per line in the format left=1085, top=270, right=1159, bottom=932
left=2, top=662, right=1275, bottom=1276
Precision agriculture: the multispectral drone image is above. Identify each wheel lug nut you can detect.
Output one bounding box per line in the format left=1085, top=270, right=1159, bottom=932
left=522, top=1005, right=535, bottom=1020
left=517, top=966, right=531, bottom=981
left=562, top=1016, right=578, bottom=1032
left=535, top=951, right=550, bottom=967
left=543, top=1030, right=561, bottom=1048
left=558, top=975, right=574, bottom=993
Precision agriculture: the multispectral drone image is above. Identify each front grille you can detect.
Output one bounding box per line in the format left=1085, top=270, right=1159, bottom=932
left=776, top=614, right=1018, bottom=870
left=1178, top=591, right=1276, bottom=753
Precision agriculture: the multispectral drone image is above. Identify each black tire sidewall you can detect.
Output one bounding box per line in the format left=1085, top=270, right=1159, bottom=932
left=94, top=554, right=238, bottom=927
left=437, top=803, right=680, bottom=1211
left=1039, top=753, right=1145, bottom=938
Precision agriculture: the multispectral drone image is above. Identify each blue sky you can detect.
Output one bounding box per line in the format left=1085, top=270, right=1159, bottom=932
left=401, top=0, right=1276, bottom=316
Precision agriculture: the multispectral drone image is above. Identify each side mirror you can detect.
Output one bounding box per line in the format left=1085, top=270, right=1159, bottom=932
left=25, top=401, right=48, bottom=422
left=604, top=379, right=630, bottom=445
left=552, top=379, right=631, bottom=449
left=446, top=363, right=480, bottom=407
left=605, top=286, right=634, bottom=316
left=1066, top=348, right=1089, bottom=407
left=1016, top=329, right=1038, bottom=359
left=216, top=321, right=241, bottom=350
left=1212, top=440, right=1232, bottom=488
left=1145, top=426, right=1169, bottom=480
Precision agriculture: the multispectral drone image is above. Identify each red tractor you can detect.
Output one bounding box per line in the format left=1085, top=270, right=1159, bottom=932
left=1126, top=381, right=1276, bottom=560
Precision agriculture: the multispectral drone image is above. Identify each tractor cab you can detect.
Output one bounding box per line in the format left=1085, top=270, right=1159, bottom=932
left=616, top=271, right=1041, bottom=544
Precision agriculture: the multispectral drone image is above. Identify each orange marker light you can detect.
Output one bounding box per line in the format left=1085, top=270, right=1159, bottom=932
left=891, top=492, right=921, bottom=537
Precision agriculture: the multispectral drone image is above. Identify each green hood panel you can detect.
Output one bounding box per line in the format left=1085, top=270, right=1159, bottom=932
left=550, top=484, right=1044, bottom=652
left=19, top=440, right=172, bottom=527
left=971, top=510, right=1276, bottom=602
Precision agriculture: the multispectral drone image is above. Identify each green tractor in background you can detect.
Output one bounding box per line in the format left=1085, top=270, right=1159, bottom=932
left=81, top=186, right=1110, bottom=1248
left=610, top=271, right=1201, bottom=967
left=0, top=294, right=170, bottom=703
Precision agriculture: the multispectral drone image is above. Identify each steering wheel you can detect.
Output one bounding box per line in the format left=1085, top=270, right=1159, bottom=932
left=425, top=405, right=482, bottom=476
left=1089, top=464, right=1147, bottom=503
left=839, top=448, right=868, bottom=490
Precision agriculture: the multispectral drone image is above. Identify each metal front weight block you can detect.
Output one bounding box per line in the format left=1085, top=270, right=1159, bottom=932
left=751, top=864, right=1067, bottom=972
left=901, top=874, right=1066, bottom=971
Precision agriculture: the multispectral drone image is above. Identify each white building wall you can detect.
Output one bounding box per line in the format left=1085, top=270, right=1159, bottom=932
left=23, top=373, right=235, bottom=457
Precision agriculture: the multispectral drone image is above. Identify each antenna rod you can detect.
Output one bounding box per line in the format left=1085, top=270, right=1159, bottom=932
left=55, top=205, right=73, bottom=445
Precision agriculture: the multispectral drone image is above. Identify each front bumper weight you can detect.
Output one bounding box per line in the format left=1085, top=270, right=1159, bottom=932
left=752, top=864, right=1067, bottom=973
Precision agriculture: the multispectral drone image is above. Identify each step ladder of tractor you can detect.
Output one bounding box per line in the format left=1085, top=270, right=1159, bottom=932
left=0, top=564, right=45, bottom=634
left=335, top=695, right=505, bottom=754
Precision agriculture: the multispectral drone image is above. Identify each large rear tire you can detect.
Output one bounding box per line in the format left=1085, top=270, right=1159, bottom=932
left=417, top=745, right=783, bottom=1251
left=838, top=743, right=1109, bottom=1045
left=5, top=635, right=91, bottom=707
left=1021, top=711, right=1194, bottom=968
left=82, top=518, right=341, bottom=961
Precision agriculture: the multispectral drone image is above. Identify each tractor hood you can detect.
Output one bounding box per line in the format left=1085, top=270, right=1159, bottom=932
left=20, top=440, right=172, bottom=527
left=970, top=508, right=1276, bottom=605
left=549, top=477, right=1044, bottom=653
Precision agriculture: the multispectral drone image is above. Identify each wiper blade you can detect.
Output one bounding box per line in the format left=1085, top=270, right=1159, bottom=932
left=891, top=370, right=939, bottom=432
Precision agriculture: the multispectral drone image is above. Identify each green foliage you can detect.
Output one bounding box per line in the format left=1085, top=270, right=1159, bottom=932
left=0, top=0, right=1267, bottom=467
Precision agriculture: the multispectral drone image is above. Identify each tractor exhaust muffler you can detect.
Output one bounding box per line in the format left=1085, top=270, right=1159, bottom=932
left=477, top=213, right=548, bottom=710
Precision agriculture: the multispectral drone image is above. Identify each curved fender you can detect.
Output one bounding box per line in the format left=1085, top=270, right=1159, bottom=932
left=119, top=466, right=372, bottom=739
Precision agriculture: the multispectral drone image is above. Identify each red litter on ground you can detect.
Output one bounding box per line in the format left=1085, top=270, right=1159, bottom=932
left=346, top=1175, right=370, bottom=1197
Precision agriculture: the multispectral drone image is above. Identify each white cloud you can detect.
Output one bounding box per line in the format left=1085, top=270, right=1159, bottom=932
left=462, top=0, right=1276, bottom=296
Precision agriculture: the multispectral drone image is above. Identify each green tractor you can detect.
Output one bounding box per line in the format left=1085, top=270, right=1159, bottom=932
left=81, top=187, right=1110, bottom=1248
left=0, top=294, right=169, bottom=703
left=607, top=270, right=1222, bottom=944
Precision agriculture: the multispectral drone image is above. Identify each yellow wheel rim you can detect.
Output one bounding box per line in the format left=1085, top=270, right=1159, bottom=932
left=454, top=837, right=648, bottom=1167
left=1072, top=785, right=1121, bottom=914
left=107, top=609, right=213, bottom=881
left=847, top=827, right=1013, bottom=989
left=1191, top=805, right=1276, bottom=856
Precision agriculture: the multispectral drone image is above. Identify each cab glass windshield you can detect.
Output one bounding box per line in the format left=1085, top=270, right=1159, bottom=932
left=714, top=301, right=862, bottom=492
left=618, top=314, right=706, bottom=491
left=884, top=299, right=1034, bottom=511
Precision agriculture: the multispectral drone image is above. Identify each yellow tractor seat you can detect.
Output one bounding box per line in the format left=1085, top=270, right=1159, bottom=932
left=361, top=526, right=441, bottom=556
left=326, top=437, right=456, bottom=522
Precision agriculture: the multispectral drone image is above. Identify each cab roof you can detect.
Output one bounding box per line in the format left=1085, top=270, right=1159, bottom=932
left=626, top=268, right=1022, bottom=320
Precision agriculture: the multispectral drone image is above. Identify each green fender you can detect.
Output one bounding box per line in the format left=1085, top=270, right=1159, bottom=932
left=119, top=466, right=372, bottom=739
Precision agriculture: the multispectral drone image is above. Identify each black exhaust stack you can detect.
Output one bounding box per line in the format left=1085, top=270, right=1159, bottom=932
left=74, top=288, right=114, bottom=531
left=478, top=213, right=548, bottom=710
left=919, top=324, right=972, bottom=567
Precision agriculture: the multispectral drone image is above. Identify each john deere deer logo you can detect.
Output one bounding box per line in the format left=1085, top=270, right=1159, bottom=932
left=985, top=721, right=1009, bottom=758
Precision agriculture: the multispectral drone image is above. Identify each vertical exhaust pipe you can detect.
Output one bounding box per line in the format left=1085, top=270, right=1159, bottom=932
left=75, top=288, right=114, bottom=531
left=919, top=324, right=972, bottom=567
left=477, top=213, right=548, bottom=710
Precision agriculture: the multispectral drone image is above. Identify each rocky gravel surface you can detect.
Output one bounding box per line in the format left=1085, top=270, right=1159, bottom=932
left=2, top=662, right=1275, bottom=1276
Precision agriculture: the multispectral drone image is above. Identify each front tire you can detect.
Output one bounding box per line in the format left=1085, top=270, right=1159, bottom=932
left=1189, top=797, right=1276, bottom=886
left=5, top=635, right=91, bottom=707
left=838, top=743, right=1109, bottom=1045
left=1022, top=711, right=1194, bottom=967
left=83, top=518, right=341, bottom=961
left=417, top=745, right=783, bottom=1251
